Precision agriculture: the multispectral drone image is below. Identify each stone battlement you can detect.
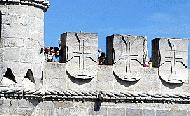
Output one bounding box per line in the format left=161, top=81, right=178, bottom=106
left=1, top=32, right=189, bottom=96
left=1, top=1, right=190, bottom=115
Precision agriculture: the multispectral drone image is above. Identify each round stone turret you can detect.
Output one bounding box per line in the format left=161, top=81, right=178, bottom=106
left=0, top=0, right=49, bottom=84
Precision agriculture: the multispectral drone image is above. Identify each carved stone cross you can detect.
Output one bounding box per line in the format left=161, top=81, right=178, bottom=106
left=109, top=35, right=146, bottom=81
left=165, top=47, right=183, bottom=75
left=152, top=38, right=189, bottom=84
left=119, top=41, right=139, bottom=74
left=72, top=40, right=92, bottom=76
left=62, top=32, right=98, bottom=79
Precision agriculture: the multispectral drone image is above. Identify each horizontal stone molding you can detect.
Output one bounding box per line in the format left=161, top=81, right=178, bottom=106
left=0, top=0, right=49, bottom=11
left=1, top=86, right=190, bottom=104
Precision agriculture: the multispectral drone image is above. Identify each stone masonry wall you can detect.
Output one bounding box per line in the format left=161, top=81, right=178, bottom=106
left=44, top=63, right=190, bottom=99
left=2, top=97, right=190, bottom=116
left=0, top=4, right=45, bottom=84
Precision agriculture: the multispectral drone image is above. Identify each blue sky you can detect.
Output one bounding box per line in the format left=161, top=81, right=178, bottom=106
left=45, top=0, right=190, bottom=66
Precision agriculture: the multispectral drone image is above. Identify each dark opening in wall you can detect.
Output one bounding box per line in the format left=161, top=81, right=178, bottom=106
left=106, top=35, right=114, bottom=65
left=24, top=69, right=35, bottom=83
left=60, top=33, right=67, bottom=63
left=4, top=68, right=17, bottom=83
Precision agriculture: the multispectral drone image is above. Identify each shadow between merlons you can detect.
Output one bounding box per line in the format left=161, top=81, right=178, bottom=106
left=159, top=76, right=183, bottom=89
left=113, top=71, right=138, bottom=87
left=66, top=71, right=92, bottom=85
left=28, top=99, right=40, bottom=106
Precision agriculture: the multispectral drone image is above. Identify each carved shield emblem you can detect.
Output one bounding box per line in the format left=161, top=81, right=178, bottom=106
left=61, top=32, right=98, bottom=79
left=110, top=35, right=147, bottom=81
left=157, top=39, right=189, bottom=83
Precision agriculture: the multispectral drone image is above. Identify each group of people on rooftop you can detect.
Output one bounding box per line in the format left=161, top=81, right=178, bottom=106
left=44, top=47, right=60, bottom=62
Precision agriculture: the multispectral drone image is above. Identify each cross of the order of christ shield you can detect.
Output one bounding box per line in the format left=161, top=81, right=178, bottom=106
left=112, top=35, right=147, bottom=82
left=158, top=39, right=188, bottom=84
left=65, top=33, right=98, bottom=80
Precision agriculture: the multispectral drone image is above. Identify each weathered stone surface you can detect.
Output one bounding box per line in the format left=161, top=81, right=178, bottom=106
left=44, top=63, right=66, bottom=90
left=54, top=101, right=74, bottom=108
left=143, top=109, right=155, bottom=116
left=97, top=65, right=114, bottom=91
left=108, top=108, right=125, bottom=116
left=170, top=110, right=187, bottom=116
left=53, top=108, right=69, bottom=116
left=126, top=108, right=143, bottom=116
left=4, top=37, right=24, bottom=47
left=107, top=34, right=147, bottom=82
left=156, top=110, right=170, bottom=116
left=61, top=32, right=98, bottom=80
left=152, top=38, right=189, bottom=83
left=88, top=107, right=108, bottom=116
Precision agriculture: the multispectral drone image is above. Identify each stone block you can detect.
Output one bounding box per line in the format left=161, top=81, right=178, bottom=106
left=107, top=34, right=147, bottom=82
left=37, top=101, right=55, bottom=109
left=54, top=101, right=74, bottom=109
left=43, top=109, right=54, bottom=116
left=32, top=109, right=46, bottom=116
left=45, top=78, right=66, bottom=90
left=0, top=49, right=4, bottom=62
left=2, top=13, right=29, bottom=26
left=170, top=110, right=187, bottom=116
left=126, top=108, right=143, bottom=116
left=0, top=99, right=3, bottom=105
left=0, top=99, right=11, bottom=108
left=8, top=108, right=33, bottom=116
left=88, top=107, right=108, bottom=116
left=152, top=38, right=189, bottom=83
left=188, top=111, right=190, bottom=116
left=143, top=109, right=155, bottom=116
left=20, top=49, right=37, bottom=63
left=61, top=32, right=98, bottom=80
left=44, top=63, right=66, bottom=90
left=44, top=63, right=66, bottom=79
left=156, top=110, right=170, bottom=116
left=53, top=108, right=70, bottom=116
left=18, top=99, right=34, bottom=108
left=69, top=107, right=88, bottom=116
left=4, top=47, right=20, bottom=62
left=4, top=37, right=24, bottom=47
left=97, top=65, right=114, bottom=91
left=2, top=23, right=29, bottom=38
left=1, top=12, right=19, bottom=25
left=108, top=108, right=125, bottom=116
left=24, top=38, right=40, bottom=49
left=0, top=39, right=3, bottom=48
